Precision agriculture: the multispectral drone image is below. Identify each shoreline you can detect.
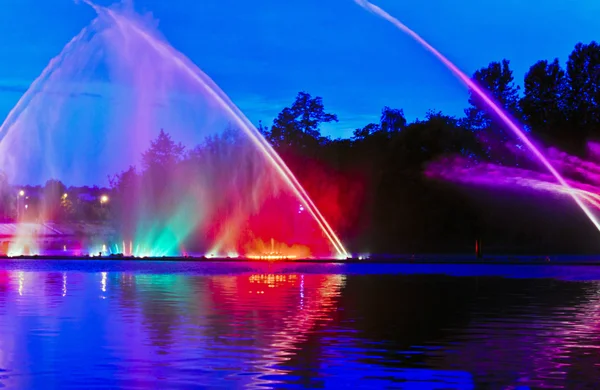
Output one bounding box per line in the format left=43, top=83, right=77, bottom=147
left=2, top=254, right=600, bottom=265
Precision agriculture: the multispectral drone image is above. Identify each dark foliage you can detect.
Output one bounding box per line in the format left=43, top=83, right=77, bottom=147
left=6, top=41, right=600, bottom=255
left=257, top=42, right=600, bottom=255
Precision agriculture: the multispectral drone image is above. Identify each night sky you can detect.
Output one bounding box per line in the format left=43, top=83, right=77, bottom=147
left=0, top=0, right=598, bottom=139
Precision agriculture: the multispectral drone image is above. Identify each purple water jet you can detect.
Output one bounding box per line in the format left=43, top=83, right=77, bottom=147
left=426, top=142, right=600, bottom=211
left=354, top=0, right=600, bottom=233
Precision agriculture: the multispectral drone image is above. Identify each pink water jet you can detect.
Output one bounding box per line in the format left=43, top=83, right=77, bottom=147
left=426, top=143, right=600, bottom=211
left=354, top=0, right=600, bottom=233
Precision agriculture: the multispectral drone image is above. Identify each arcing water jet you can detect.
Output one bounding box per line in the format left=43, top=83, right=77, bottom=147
left=91, top=3, right=348, bottom=258
left=0, top=1, right=348, bottom=258
left=354, top=0, right=600, bottom=233
left=426, top=143, right=600, bottom=211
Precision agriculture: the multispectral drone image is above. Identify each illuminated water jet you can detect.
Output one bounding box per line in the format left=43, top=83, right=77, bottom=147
left=93, top=4, right=347, bottom=258
left=427, top=145, right=600, bottom=211
left=354, top=0, right=600, bottom=233
left=0, top=2, right=348, bottom=259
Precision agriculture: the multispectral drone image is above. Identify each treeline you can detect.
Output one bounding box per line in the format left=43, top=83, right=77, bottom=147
left=107, top=128, right=328, bottom=255
left=3, top=41, right=600, bottom=255
left=255, top=41, right=600, bottom=255
left=0, top=176, right=110, bottom=224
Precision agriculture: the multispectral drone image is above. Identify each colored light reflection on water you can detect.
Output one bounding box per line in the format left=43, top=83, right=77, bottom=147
left=5, top=261, right=600, bottom=388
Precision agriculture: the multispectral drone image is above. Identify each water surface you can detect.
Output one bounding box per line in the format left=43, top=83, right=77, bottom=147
left=1, top=261, right=599, bottom=389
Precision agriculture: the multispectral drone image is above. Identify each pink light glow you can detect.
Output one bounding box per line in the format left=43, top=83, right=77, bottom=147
left=426, top=149, right=600, bottom=210
left=354, top=0, right=600, bottom=233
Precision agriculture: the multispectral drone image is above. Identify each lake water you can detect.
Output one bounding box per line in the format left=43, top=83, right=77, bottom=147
left=1, top=261, right=599, bottom=389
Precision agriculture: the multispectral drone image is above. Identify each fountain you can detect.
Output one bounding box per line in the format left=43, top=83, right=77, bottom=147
left=0, top=2, right=348, bottom=259
left=354, top=0, right=600, bottom=233
left=426, top=142, right=600, bottom=210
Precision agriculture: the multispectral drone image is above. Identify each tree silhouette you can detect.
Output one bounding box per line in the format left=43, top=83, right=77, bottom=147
left=353, top=123, right=380, bottom=141
left=264, top=92, right=337, bottom=153
left=141, top=129, right=185, bottom=172
left=464, top=59, right=520, bottom=132
left=566, top=41, right=600, bottom=140
left=463, top=59, right=521, bottom=164
left=521, top=59, right=571, bottom=149
left=380, top=106, right=407, bottom=134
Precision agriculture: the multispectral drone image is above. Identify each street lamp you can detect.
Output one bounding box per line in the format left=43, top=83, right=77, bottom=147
left=100, top=195, right=109, bottom=204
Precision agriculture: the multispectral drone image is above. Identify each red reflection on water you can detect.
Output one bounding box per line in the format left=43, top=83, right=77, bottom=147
left=208, top=272, right=344, bottom=375
left=0, top=270, right=11, bottom=295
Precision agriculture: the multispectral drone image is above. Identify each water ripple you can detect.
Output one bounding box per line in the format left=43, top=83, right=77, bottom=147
left=0, top=262, right=599, bottom=388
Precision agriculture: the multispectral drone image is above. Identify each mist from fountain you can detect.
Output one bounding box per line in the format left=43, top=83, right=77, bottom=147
left=0, top=1, right=348, bottom=258
left=426, top=142, right=600, bottom=211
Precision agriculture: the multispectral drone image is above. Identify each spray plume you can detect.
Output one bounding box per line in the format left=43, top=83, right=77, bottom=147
left=354, top=0, right=600, bottom=233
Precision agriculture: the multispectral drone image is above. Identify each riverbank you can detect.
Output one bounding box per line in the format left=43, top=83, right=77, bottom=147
left=2, top=254, right=600, bottom=265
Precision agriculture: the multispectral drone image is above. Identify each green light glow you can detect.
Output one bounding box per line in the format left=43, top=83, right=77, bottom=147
left=131, top=196, right=202, bottom=257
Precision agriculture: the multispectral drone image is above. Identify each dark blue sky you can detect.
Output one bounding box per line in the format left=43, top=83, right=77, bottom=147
left=0, top=0, right=598, bottom=139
